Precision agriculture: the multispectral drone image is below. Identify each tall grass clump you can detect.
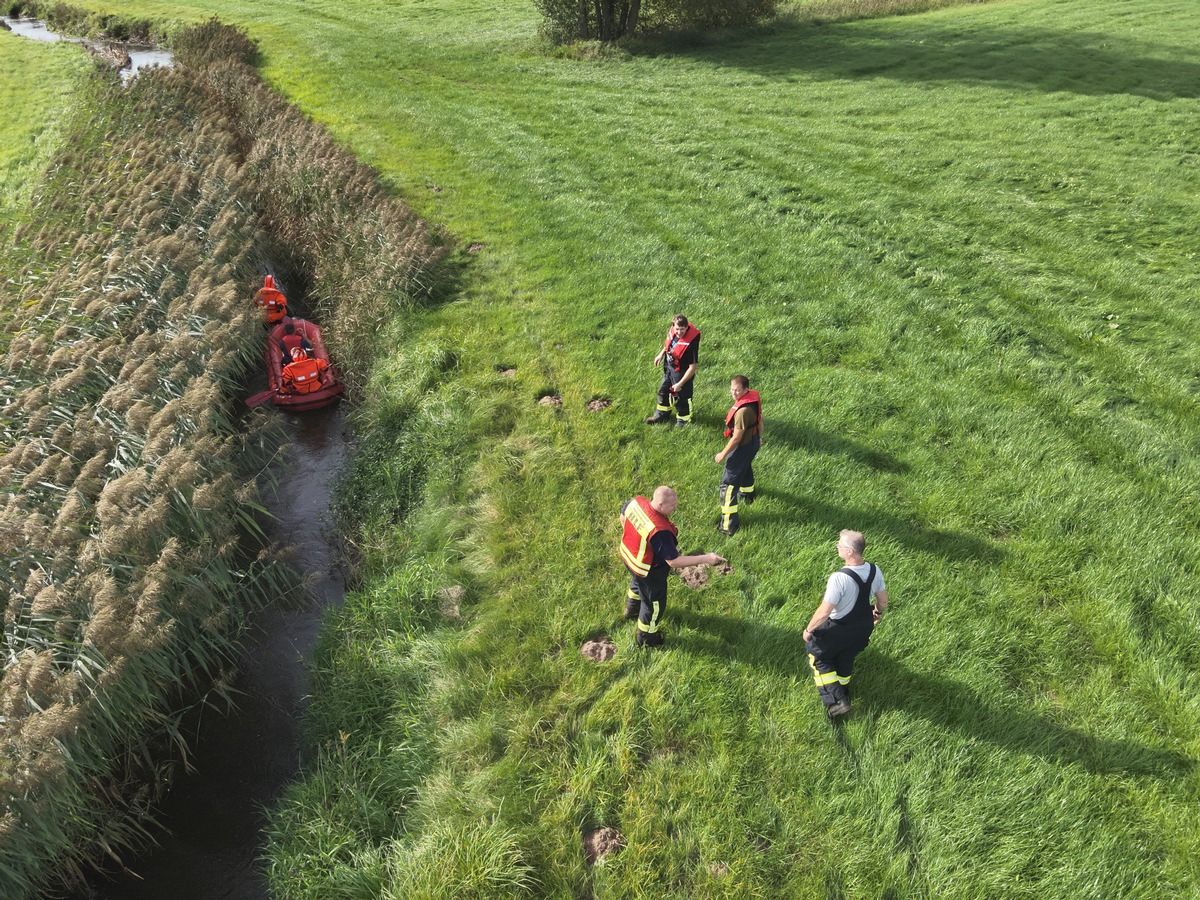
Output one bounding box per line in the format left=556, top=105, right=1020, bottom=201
left=1, top=12, right=447, bottom=894
left=174, top=18, right=447, bottom=383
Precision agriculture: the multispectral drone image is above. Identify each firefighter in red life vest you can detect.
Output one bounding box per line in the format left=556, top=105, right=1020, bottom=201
left=254, top=274, right=289, bottom=326
left=620, top=486, right=725, bottom=648
left=277, top=319, right=313, bottom=370
left=714, top=375, right=762, bottom=536
left=281, top=346, right=329, bottom=394
left=645, top=314, right=700, bottom=428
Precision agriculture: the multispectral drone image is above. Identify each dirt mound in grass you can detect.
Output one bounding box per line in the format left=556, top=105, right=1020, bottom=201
left=586, top=398, right=611, bottom=411
left=538, top=394, right=562, bottom=407
left=580, top=636, right=617, bottom=662
left=583, top=826, right=625, bottom=865
left=438, top=585, right=465, bottom=621
left=676, top=560, right=733, bottom=589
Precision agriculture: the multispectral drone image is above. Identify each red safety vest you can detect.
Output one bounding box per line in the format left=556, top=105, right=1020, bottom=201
left=620, top=496, right=678, bottom=576
left=723, top=390, right=762, bottom=439
left=280, top=333, right=307, bottom=356
left=662, top=324, right=701, bottom=371
left=283, top=357, right=326, bottom=394
left=255, top=276, right=288, bottom=324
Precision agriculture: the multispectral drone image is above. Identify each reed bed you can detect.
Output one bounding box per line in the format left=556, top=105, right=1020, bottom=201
left=1, top=16, right=443, bottom=897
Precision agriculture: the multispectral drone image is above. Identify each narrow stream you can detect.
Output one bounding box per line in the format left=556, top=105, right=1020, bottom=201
left=68, top=406, right=349, bottom=900
left=8, top=19, right=344, bottom=895
left=1, top=16, right=174, bottom=81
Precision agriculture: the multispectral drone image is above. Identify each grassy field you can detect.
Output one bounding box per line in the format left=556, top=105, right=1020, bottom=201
left=8, top=0, right=1200, bottom=897
left=0, top=31, right=88, bottom=226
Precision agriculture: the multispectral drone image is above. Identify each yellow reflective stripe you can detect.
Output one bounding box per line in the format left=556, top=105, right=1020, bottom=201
left=626, top=588, right=639, bottom=599
left=741, top=486, right=754, bottom=495
left=620, top=545, right=650, bottom=576
left=836, top=674, right=852, bottom=685
left=656, top=404, right=672, bottom=412
left=637, top=600, right=662, bottom=632
left=812, top=671, right=840, bottom=686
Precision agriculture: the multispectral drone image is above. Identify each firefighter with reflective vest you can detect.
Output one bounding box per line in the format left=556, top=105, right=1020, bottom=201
left=714, top=375, right=762, bottom=536
left=645, top=315, right=700, bottom=428
left=281, top=346, right=329, bottom=394
left=802, top=530, right=889, bottom=719
left=620, top=486, right=725, bottom=648
left=255, top=274, right=289, bottom=325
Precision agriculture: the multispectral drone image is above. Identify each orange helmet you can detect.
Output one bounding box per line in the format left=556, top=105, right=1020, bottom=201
left=263, top=275, right=276, bottom=290
left=290, top=347, right=308, bottom=361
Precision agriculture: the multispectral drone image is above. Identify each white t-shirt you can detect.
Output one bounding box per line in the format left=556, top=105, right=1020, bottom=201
left=823, top=563, right=886, bottom=620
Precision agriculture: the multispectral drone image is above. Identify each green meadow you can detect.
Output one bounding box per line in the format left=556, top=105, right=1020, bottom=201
left=5, top=0, right=1200, bottom=896
left=0, top=34, right=87, bottom=225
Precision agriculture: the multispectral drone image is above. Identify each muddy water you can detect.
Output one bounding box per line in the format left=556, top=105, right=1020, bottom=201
left=68, top=406, right=349, bottom=900
left=1, top=16, right=173, bottom=81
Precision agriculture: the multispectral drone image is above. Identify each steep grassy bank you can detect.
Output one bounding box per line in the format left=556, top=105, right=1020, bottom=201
left=9, top=0, right=1200, bottom=897
left=0, top=30, right=89, bottom=227
left=0, top=19, right=443, bottom=897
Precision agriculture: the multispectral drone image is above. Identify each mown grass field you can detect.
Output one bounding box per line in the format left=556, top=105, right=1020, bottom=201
left=8, top=0, right=1200, bottom=897
left=0, top=32, right=88, bottom=226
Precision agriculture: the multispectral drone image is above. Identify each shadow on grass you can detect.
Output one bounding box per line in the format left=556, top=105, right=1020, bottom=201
left=759, top=485, right=1000, bottom=564
left=765, top=420, right=907, bottom=474
left=673, top=609, right=1193, bottom=779
left=663, top=20, right=1200, bottom=101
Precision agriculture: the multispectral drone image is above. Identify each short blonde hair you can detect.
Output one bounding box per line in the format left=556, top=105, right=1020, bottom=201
left=838, top=530, right=865, bottom=555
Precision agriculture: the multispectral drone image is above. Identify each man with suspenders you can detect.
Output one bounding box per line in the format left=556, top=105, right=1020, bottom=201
left=802, top=530, right=889, bottom=718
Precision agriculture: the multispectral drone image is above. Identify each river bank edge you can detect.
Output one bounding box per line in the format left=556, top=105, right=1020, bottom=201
left=0, top=13, right=450, bottom=898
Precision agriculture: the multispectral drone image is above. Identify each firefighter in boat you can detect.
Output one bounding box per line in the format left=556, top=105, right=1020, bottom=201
left=254, top=274, right=289, bottom=326
left=281, top=346, right=329, bottom=395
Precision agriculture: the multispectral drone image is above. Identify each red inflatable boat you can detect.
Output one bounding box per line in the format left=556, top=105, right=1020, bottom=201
left=263, top=319, right=344, bottom=411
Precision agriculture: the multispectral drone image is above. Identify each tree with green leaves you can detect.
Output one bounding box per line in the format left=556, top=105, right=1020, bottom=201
left=535, top=0, right=776, bottom=43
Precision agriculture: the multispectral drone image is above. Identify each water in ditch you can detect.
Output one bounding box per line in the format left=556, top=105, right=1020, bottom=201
left=1, top=16, right=174, bottom=81
left=66, top=404, right=349, bottom=900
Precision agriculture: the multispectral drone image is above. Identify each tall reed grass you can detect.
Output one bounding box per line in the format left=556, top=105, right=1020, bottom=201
left=1, top=14, right=444, bottom=897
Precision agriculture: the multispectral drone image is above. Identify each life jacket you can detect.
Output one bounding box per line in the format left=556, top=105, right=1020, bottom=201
left=723, top=389, right=762, bottom=439
left=279, top=332, right=310, bottom=359
left=663, top=324, right=701, bottom=371
left=255, top=276, right=288, bottom=324
left=620, top=496, right=678, bottom=576
left=283, top=357, right=326, bottom=394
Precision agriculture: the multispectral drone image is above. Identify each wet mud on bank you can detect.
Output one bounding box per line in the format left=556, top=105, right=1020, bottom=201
left=66, top=405, right=350, bottom=900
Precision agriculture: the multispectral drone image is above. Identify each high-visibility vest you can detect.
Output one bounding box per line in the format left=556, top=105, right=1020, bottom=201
left=255, top=276, right=288, bottom=323
left=723, top=390, right=762, bottom=439
left=620, top=496, right=677, bottom=576
left=280, top=333, right=310, bottom=358
left=283, top=357, right=326, bottom=393
left=663, top=324, right=700, bottom=371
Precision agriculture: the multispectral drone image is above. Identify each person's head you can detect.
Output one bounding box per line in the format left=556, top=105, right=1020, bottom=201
left=730, top=374, right=750, bottom=400
left=837, top=530, right=866, bottom=561
left=291, top=347, right=308, bottom=361
left=283, top=320, right=295, bottom=334
left=670, top=314, right=689, bottom=337
left=263, top=274, right=275, bottom=290
left=650, top=485, right=678, bottom=517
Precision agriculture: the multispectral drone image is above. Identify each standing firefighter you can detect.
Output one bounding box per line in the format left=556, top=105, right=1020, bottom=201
left=645, top=315, right=700, bottom=428
left=254, top=274, right=289, bottom=326
left=714, top=375, right=761, bottom=536
left=620, top=486, right=725, bottom=648
left=802, top=530, right=888, bottom=719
